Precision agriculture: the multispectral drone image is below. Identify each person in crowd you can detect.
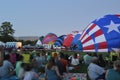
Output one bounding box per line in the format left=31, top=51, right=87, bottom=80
left=55, top=56, right=64, bottom=75
left=31, top=57, right=39, bottom=73
left=31, top=50, right=37, bottom=59
left=15, top=55, right=23, bottom=77
left=98, top=54, right=106, bottom=68
left=0, top=54, right=15, bottom=79
left=46, top=52, right=51, bottom=62
left=88, top=57, right=106, bottom=80
left=83, top=52, right=92, bottom=66
left=52, top=52, right=58, bottom=59
left=59, top=52, right=69, bottom=73
left=0, top=57, right=3, bottom=67
left=9, top=48, right=17, bottom=67
left=0, top=48, right=3, bottom=67
left=70, top=53, right=80, bottom=70
left=109, top=50, right=119, bottom=62
left=23, top=63, right=39, bottom=80
left=35, top=52, right=43, bottom=68
left=41, top=50, right=47, bottom=65
left=21, top=50, right=32, bottom=63
left=45, top=58, right=62, bottom=80
left=105, top=60, right=120, bottom=80
left=18, top=63, right=26, bottom=80
left=68, top=54, right=73, bottom=64
left=64, top=54, right=69, bottom=62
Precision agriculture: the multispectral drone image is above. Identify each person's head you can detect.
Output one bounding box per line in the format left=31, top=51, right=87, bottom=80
left=88, top=53, right=92, bottom=56
left=21, top=63, right=26, bottom=68
left=113, top=60, right=120, bottom=72
left=17, top=55, right=23, bottom=61
left=59, top=52, right=64, bottom=58
left=92, top=52, right=98, bottom=57
left=48, top=52, right=51, bottom=55
left=4, top=54, right=10, bottom=60
left=24, top=63, right=33, bottom=71
left=53, top=52, right=58, bottom=58
left=91, top=57, right=98, bottom=64
left=98, top=54, right=103, bottom=59
left=73, top=53, right=77, bottom=58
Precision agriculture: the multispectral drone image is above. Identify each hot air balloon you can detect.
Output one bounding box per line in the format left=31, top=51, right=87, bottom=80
left=78, top=14, right=120, bottom=52
left=63, top=31, right=79, bottom=47
left=54, top=35, right=66, bottom=47
left=42, top=33, right=57, bottom=45
left=71, top=32, right=82, bottom=49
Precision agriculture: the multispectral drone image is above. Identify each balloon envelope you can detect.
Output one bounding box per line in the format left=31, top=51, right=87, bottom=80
left=54, top=35, right=66, bottom=47
left=72, top=32, right=82, bottom=46
left=42, top=33, right=57, bottom=44
left=78, top=14, right=120, bottom=52
left=63, top=31, right=79, bottom=47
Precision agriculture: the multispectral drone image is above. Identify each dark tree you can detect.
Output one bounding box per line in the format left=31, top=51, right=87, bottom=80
left=0, top=21, right=15, bottom=42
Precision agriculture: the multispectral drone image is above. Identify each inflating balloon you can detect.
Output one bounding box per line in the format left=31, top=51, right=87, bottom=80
left=63, top=31, right=79, bottom=47
left=78, top=14, right=120, bottom=52
left=42, top=33, right=57, bottom=44
left=54, top=35, right=66, bottom=47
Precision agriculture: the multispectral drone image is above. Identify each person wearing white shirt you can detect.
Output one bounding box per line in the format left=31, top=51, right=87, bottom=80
left=71, top=53, right=79, bottom=66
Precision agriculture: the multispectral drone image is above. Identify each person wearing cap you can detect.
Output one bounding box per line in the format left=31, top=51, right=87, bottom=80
left=105, top=60, right=120, bottom=80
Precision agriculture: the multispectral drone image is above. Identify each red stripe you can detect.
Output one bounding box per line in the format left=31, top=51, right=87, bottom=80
left=98, top=42, right=108, bottom=49
left=83, top=41, right=108, bottom=50
left=89, top=24, right=96, bottom=31
left=82, top=36, right=92, bottom=44
left=83, top=44, right=94, bottom=50
left=94, top=29, right=103, bottom=37
left=82, top=29, right=103, bottom=44
left=81, top=24, right=96, bottom=41
left=115, top=14, right=120, bottom=17
left=80, top=32, right=86, bottom=41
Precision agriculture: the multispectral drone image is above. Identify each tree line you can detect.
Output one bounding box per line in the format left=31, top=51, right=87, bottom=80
left=0, top=21, right=44, bottom=46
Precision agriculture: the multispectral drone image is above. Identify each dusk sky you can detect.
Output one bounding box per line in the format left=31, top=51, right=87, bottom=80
left=0, top=0, right=120, bottom=37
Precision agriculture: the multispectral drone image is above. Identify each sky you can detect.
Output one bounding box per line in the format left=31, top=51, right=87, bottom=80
left=0, top=0, right=120, bottom=37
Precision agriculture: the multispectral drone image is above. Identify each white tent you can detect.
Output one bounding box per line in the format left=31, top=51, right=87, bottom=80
left=36, top=39, right=42, bottom=46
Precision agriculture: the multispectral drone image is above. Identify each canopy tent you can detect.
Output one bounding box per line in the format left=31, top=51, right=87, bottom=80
left=36, top=39, right=42, bottom=46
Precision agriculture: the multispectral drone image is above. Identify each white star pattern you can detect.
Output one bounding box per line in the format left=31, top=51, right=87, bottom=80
left=104, top=20, right=120, bottom=33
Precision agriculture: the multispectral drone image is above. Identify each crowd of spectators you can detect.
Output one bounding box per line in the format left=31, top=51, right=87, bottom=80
left=0, top=47, right=120, bottom=80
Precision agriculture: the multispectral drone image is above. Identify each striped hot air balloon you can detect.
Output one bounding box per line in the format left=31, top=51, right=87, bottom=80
left=78, top=14, right=120, bottom=52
